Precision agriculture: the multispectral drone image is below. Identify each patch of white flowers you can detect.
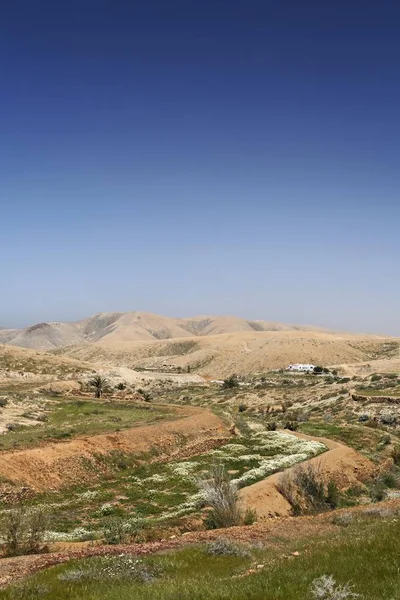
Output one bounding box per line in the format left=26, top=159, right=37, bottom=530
left=144, top=473, right=168, bottom=483
left=45, top=527, right=97, bottom=542
left=157, top=491, right=206, bottom=521
left=169, top=461, right=198, bottom=477
left=221, top=443, right=247, bottom=454
left=77, top=490, right=98, bottom=501
left=220, top=454, right=263, bottom=462
left=253, top=431, right=326, bottom=456
left=231, top=452, right=310, bottom=486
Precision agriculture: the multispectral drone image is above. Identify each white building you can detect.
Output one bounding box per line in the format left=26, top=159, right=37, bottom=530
left=287, top=364, right=316, bottom=373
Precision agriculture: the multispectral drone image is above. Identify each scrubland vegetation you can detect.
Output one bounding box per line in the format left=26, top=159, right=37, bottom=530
left=1, top=513, right=400, bottom=599
left=1, top=363, right=400, bottom=598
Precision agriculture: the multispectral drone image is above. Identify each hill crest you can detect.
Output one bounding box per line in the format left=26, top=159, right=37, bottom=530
left=0, top=311, right=341, bottom=351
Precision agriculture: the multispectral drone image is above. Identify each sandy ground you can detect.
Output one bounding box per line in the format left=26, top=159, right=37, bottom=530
left=0, top=405, right=229, bottom=490
left=238, top=431, right=375, bottom=519
left=100, top=366, right=205, bottom=385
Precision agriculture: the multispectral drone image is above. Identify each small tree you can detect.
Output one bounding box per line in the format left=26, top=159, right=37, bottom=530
left=89, top=375, right=108, bottom=398
left=222, top=374, right=239, bottom=389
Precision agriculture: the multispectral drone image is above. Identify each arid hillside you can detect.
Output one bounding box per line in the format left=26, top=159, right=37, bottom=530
left=0, top=311, right=342, bottom=351
left=54, top=330, right=399, bottom=377
left=0, top=345, right=92, bottom=385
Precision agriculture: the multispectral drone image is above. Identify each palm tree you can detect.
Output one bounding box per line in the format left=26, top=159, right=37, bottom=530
left=89, top=375, right=108, bottom=398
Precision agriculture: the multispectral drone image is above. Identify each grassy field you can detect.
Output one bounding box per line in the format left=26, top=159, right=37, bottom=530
left=297, top=421, right=386, bottom=456
left=355, top=387, right=400, bottom=397
left=0, top=397, right=174, bottom=451
left=1, top=513, right=399, bottom=599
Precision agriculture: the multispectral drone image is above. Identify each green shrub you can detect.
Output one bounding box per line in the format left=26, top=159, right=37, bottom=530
left=371, top=374, right=382, bottom=382
left=391, top=446, right=400, bottom=465
left=380, top=414, right=397, bottom=426
left=284, top=420, right=298, bottom=431
left=326, top=481, right=340, bottom=509
left=380, top=471, right=399, bottom=489
left=102, top=516, right=145, bottom=545
left=0, top=507, right=49, bottom=556
left=243, top=508, right=257, bottom=525
left=138, top=389, right=152, bottom=402
left=369, top=481, right=386, bottom=502
left=277, top=464, right=339, bottom=515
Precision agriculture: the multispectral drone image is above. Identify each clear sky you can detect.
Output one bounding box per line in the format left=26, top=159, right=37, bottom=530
left=1, top=1, right=399, bottom=334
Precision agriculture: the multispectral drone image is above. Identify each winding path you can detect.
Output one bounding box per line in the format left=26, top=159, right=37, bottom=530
left=238, top=430, right=375, bottom=519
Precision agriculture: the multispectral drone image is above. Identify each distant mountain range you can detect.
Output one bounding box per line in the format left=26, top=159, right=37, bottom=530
left=0, top=311, right=334, bottom=351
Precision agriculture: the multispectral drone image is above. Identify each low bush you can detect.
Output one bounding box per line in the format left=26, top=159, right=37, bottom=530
left=206, top=538, right=250, bottom=557
left=243, top=508, right=257, bottom=525
left=391, top=445, right=400, bottom=465
left=358, top=414, right=369, bottom=422
left=371, top=374, right=382, bottom=382
left=137, top=389, right=152, bottom=402
left=331, top=512, right=354, bottom=527
left=326, top=481, right=340, bottom=509
left=310, top=574, right=360, bottom=599
left=0, top=507, right=49, bottom=556
left=369, top=481, right=386, bottom=502
left=200, top=465, right=242, bottom=529
left=376, top=434, right=391, bottom=450
left=266, top=421, right=277, bottom=431
left=284, top=420, right=298, bottom=431
left=380, top=414, right=397, bottom=426
left=379, top=471, right=399, bottom=489
left=102, top=516, right=145, bottom=545
left=277, top=464, right=339, bottom=515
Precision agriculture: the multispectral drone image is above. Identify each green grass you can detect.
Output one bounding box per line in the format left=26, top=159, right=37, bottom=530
left=0, top=398, right=174, bottom=451
left=355, top=388, right=400, bottom=397
left=298, top=421, right=385, bottom=456
left=1, top=516, right=399, bottom=599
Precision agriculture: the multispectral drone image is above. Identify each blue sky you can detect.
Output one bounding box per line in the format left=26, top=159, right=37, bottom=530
left=1, top=1, right=399, bottom=333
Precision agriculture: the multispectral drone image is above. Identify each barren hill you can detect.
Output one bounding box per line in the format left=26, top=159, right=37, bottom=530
left=54, top=330, right=400, bottom=377
left=0, top=344, right=92, bottom=384
left=0, top=311, right=339, bottom=351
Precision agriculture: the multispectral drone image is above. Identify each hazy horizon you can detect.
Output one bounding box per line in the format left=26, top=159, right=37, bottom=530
left=2, top=2, right=400, bottom=335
